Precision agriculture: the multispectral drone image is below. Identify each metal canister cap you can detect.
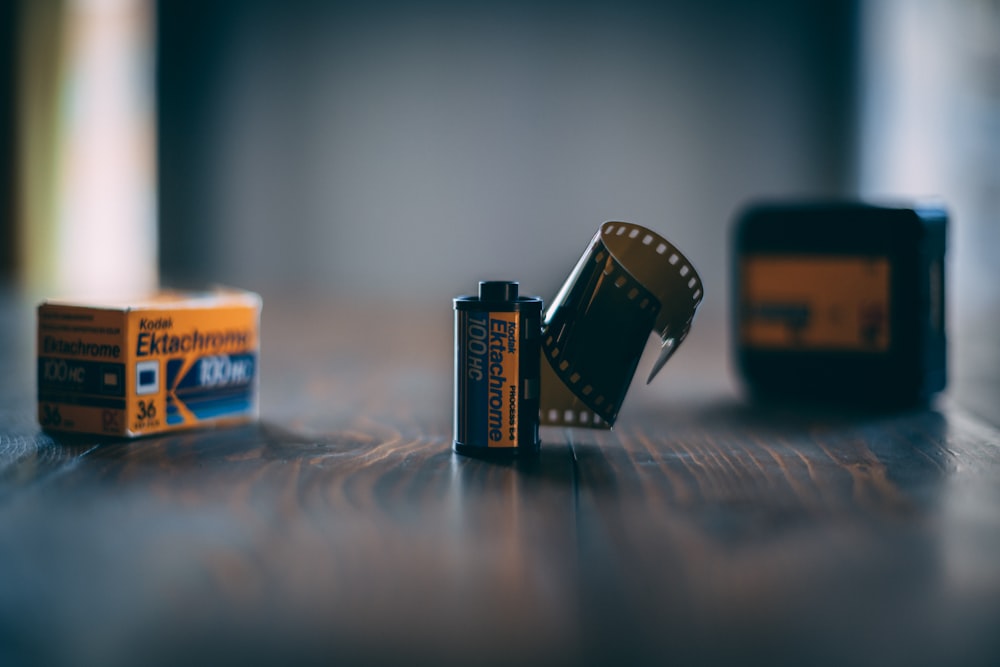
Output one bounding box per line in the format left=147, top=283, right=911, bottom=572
left=479, top=281, right=519, bottom=302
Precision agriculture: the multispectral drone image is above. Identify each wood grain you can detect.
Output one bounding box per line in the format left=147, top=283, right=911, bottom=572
left=2, top=293, right=1000, bottom=667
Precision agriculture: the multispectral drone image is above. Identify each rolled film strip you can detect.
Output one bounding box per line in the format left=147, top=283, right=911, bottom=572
left=539, top=221, right=704, bottom=428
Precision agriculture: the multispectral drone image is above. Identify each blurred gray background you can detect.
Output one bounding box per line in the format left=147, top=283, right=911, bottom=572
left=0, top=0, right=996, bottom=416
left=157, top=0, right=859, bottom=324
left=157, top=0, right=1000, bottom=421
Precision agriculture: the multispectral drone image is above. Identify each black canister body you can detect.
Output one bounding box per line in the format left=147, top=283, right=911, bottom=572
left=454, top=281, right=542, bottom=457
left=733, top=202, right=947, bottom=407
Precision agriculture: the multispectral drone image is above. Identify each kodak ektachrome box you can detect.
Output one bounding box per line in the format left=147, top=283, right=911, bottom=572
left=37, top=288, right=261, bottom=437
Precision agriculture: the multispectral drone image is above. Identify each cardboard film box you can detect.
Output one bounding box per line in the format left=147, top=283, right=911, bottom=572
left=37, top=288, right=261, bottom=437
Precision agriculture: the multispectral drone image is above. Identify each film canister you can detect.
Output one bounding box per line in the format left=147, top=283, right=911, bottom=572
left=733, top=201, right=947, bottom=407
left=454, top=281, right=542, bottom=457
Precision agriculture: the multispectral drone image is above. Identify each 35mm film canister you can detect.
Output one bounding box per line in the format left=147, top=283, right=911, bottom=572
left=454, top=281, right=542, bottom=457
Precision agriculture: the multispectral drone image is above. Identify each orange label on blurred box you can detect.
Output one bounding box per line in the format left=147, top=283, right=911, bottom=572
left=740, top=256, right=890, bottom=351
left=37, top=288, right=261, bottom=437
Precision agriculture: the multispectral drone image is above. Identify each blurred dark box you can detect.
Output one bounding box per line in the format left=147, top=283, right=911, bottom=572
left=732, top=201, right=947, bottom=407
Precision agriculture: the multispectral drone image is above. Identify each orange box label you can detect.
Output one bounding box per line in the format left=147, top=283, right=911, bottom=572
left=37, top=288, right=261, bottom=437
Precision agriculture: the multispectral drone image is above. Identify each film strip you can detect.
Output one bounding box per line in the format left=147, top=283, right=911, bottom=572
left=539, top=221, right=703, bottom=428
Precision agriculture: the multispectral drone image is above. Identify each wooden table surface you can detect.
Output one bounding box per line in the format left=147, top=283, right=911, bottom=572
left=2, top=291, right=999, bottom=667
